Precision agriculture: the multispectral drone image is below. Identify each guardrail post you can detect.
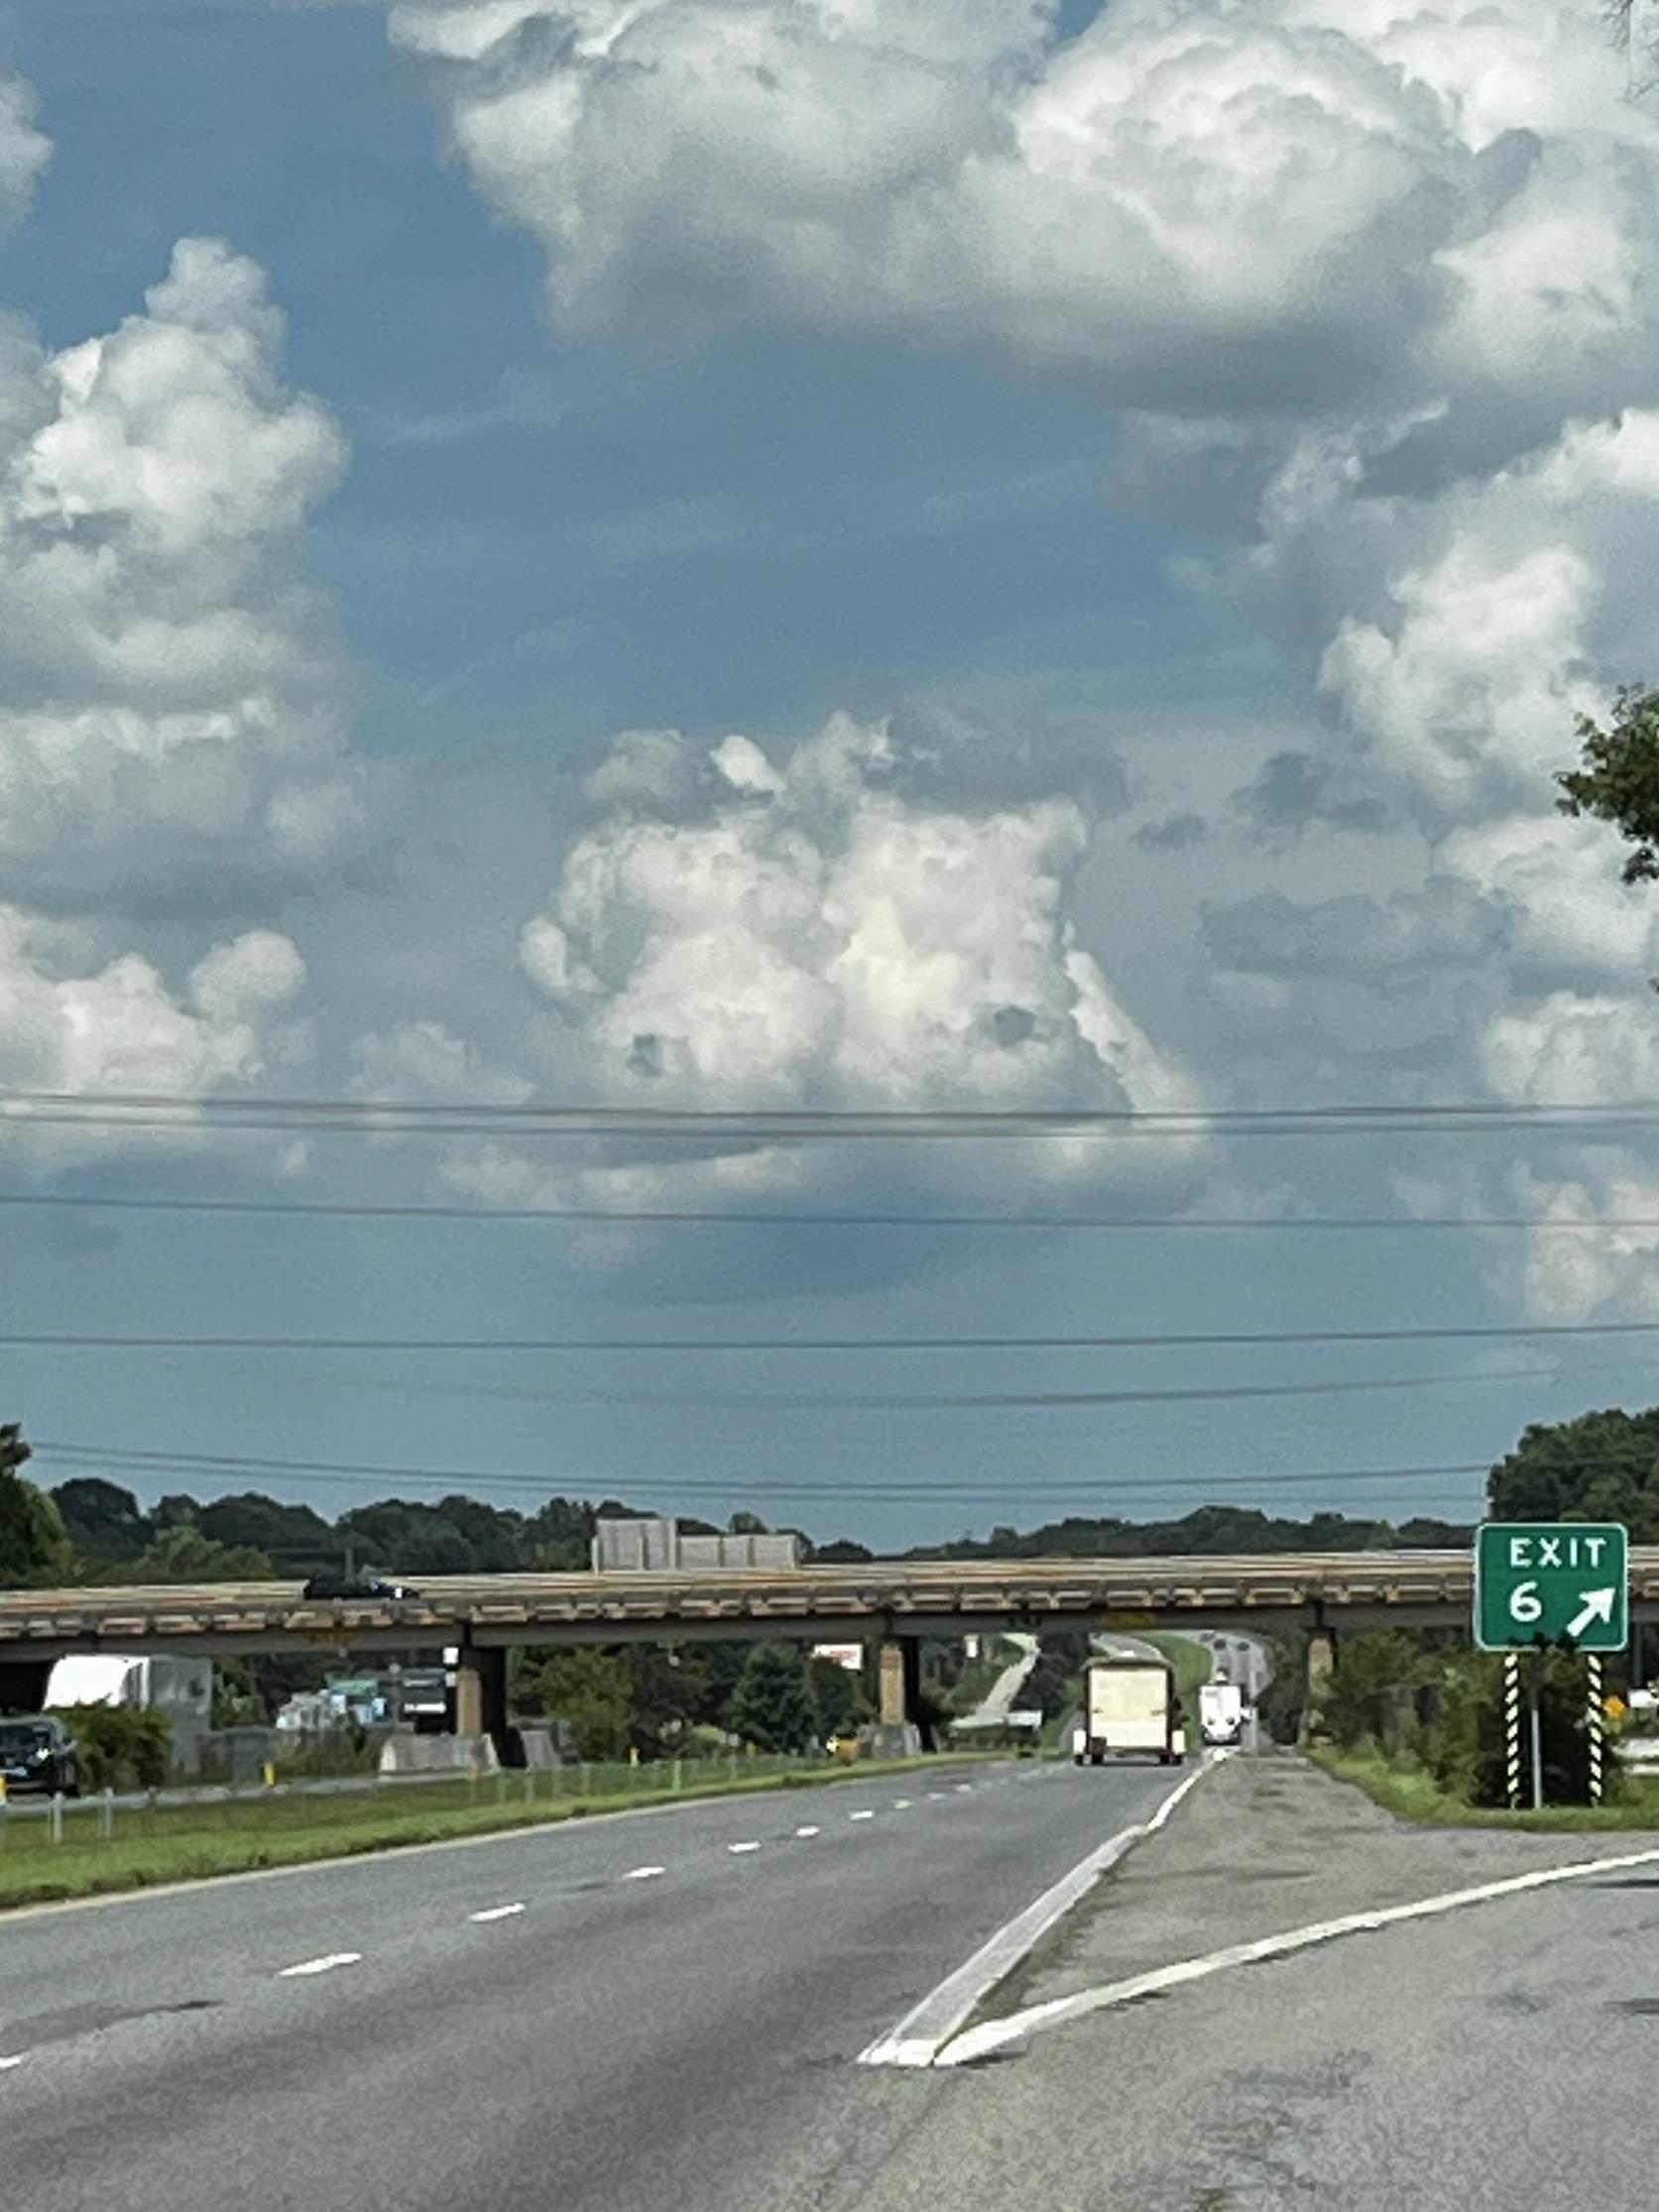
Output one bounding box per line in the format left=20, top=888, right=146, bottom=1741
left=101, top=1787, right=114, bottom=1842
left=51, top=1791, right=63, bottom=1845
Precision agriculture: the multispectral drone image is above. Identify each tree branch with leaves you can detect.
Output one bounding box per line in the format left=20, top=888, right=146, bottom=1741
left=1556, top=685, right=1659, bottom=882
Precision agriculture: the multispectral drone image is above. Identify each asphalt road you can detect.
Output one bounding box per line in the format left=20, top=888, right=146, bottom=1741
left=963, top=1632, right=1037, bottom=1724
left=853, top=1753, right=1659, bottom=2211
left=1, top=1755, right=1183, bottom=2212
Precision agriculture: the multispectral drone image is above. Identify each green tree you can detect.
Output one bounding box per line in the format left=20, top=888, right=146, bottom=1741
left=731, top=1640, right=816, bottom=1752
left=52, top=1704, right=172, bottom=1790
left=114, top=1524, right=274, bottom=1583
left=1428, top=1649, right=1615, bottom=1808
left=197, top=1492, right=334, bottom=1572
left=520, top=1648, right=632, bottom=1761
left=1321, top=1629, right=1433, bottom=1752
left=1555, top=684, right=1659, bottom=884
left=0, top=1428, right=74, bottom=1587
left=53, top=1477, right=152, bottom=1566
left=808, top=1656, right=865, bottom=1739
left=1488, top=1407, right=1659, bottom=1540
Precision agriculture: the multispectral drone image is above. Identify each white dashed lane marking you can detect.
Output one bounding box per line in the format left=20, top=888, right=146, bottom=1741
left=794, top=1824, right=821, bottom=1837
left=892, top=1799, right=912, bottom=1809
left=849, top=1809, right=876, bottom=1822
left=727, top=1840, right=762, bottom=1855
left=278, top=1952, right=362, bottom=1979
left=0, top=2055, right=24, bottom=2072
left=469, top=1903, right=526, bottom=1923
left=626, top=1865, right=665, bottom=1880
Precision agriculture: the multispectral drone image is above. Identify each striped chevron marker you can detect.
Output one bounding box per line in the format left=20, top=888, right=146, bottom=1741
left=1588, top=1654, right=1604, bottom=1807
left=1504, top=1654, right=1521, bottom=1811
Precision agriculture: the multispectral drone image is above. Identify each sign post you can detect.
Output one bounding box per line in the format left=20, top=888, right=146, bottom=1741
left=1475, top=1522, right=1628, bottom=1810
left=1503, top=1654, right=1521, bottom=1810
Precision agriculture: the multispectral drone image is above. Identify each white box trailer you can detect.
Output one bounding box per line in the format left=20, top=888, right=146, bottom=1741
left=1199, top=1680, right=1244, bottom=1746
left=1073, top=1657, right=1184, bottom=1767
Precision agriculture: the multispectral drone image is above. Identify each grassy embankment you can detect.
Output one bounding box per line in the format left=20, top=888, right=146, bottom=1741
left=0, top=1751, right=1000, bottom=1910
left=1311, top=1744, right=1659, bottom=1833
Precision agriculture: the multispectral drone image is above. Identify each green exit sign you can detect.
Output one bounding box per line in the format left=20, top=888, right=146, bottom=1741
left=1474, top=1522, right=1629, bottom=1652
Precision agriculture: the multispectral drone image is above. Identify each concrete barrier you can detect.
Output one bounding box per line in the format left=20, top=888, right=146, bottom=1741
left=378, top=1732, right=499, bottom=1778
left=511, top=1726, right=561, bottom=1771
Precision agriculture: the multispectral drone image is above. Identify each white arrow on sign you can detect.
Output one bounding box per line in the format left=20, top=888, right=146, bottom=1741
left=1566, top=1589, right=1617, bottom=1639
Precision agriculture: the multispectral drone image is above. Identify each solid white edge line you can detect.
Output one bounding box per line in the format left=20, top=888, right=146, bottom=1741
left=857, top=1757, right=1215, bottom=2069
left=727, top=1840, right=762, bottom=1854
left=625, top=1864, right=665, bottom=1880
left=278, top=1951, right=363, bottom=1979
left=469, top=1903, right=526, bottom=1922
left=938, top=1835, right=1659, bottom=2067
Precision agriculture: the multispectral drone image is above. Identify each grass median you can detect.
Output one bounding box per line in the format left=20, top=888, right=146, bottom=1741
left=1310, top=1744, right=1659, bottom=1832
left=0, top=1753, right=1000, bottom=1911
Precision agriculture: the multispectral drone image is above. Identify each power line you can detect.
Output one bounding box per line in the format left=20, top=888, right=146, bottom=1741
left=35, top=1436, right=1490, bottom=1501
left=7, top=1088, right=1659, bottom=1140
left=4, top=1318, right=1659, bottom=1355
left=6, top=1189, right=1659, bottom=1233
left=20, top=1370, right=1550, bottom=1415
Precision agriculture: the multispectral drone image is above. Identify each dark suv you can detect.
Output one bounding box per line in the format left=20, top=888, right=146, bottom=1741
left=0, top=1716, right=81, bottom=1798
left=301, top=1570, right=420, bottom=1602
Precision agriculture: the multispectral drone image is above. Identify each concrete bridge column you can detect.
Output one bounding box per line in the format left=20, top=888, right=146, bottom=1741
left=1302, top=1623, right=1337, bottom=1745
left=454, top=1645, right=511, bottom=1764
left=872, top=1638, right=922, bottom=1758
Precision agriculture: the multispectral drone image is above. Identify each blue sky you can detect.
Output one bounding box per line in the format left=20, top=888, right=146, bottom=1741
left=5, top=1, right=1659, bottom=1551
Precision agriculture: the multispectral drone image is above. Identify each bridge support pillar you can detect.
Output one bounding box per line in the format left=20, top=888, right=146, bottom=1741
left=454, top=1646, right=511, bottom=1765
left=1302, top=1623, right=1337, bottom=1745
left=871, top=1638, right=923, bottom=1759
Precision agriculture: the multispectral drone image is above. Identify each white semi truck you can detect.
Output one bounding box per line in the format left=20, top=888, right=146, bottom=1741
left=1072, top=1656, right=1184, bottom=1766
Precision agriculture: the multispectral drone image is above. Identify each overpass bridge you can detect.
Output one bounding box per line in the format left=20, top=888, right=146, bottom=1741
left=7, top=1551, right=1658, bottom=1744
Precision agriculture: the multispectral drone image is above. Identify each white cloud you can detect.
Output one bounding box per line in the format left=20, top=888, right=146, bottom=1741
left=0, top=237, right=361, bottom=897
left=385, top=0, right=1659, bottom=1319
left=1503, top=1155, right=1659, bottom=1323
left=386, top=713, right=1205, bottom=1233
left=522, top=713, right=1198, bottom=1122
left=0, top=909, right=308, bottom=1165
left=1481, top=990, right=1659, bottom=1105
left=0, top=70, right=50, bottom=233
left=349, top=1018, right=536, bottom=1104
left=389, top=0, right=1658, bottom=425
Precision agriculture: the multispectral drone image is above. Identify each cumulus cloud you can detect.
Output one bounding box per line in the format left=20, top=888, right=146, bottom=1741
left=383, top=0, right=1659, bottom=1317
left=384, top=712, right=1204, bottom=1240
left=522, top=712, right=1196, bottom=1117
left=0, top=910, right=308, bottom=1165
left=389, top=0, right=1658, bottom=426
left=0, top=236, right=361, bottom=902
left=0, top=69, right=50, bottom=231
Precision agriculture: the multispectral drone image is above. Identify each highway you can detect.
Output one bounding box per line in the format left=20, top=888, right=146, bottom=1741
left=8, top=1745, right=1655, bottom=2207
left=1, top=1756, right=1181, bottom=2212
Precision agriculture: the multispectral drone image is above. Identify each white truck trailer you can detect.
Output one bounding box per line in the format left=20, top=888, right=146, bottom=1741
left=1072, top=1656, right=1184, bottom=1766
left=1199, top=1679, right=1244, bottom=1746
